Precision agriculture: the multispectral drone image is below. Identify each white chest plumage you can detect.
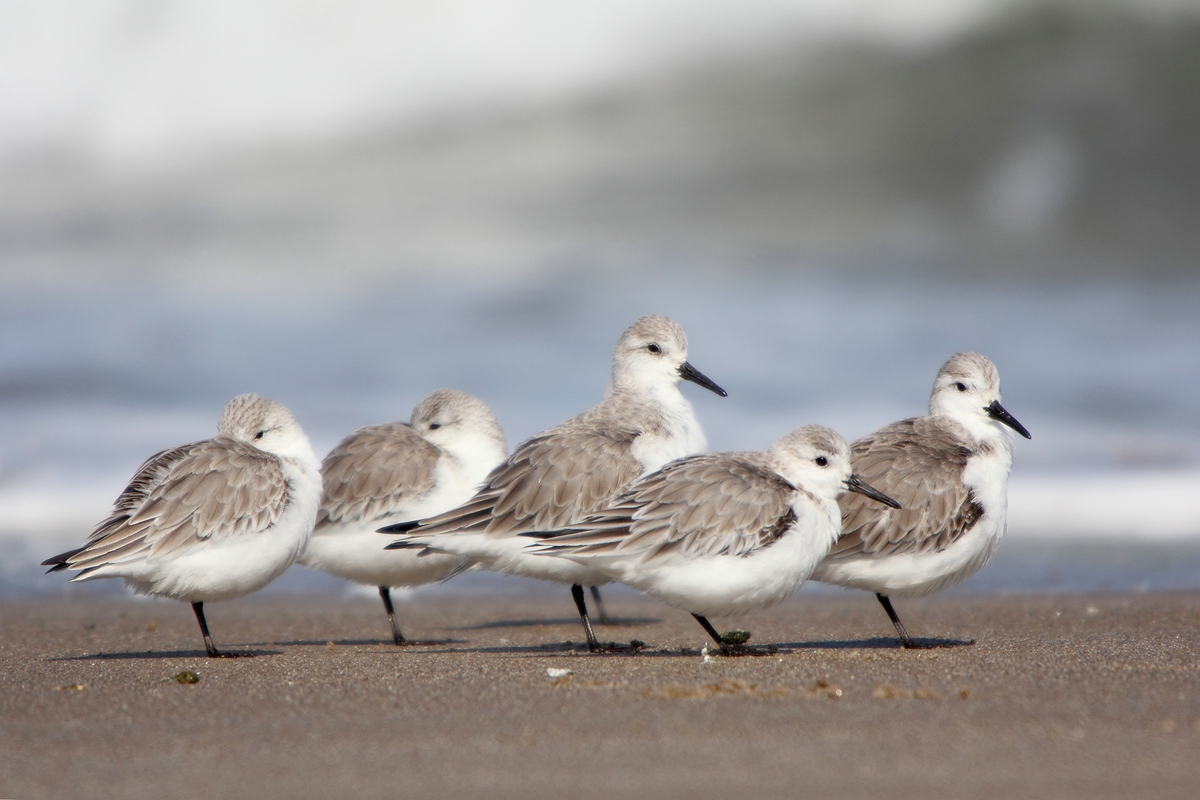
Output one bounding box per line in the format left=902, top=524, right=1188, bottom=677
left=962, top=440, right=1013, bottom=532
left=630, top=393, right=706, bottom=473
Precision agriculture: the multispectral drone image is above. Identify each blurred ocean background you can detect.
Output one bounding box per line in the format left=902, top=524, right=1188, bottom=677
left=2, top=0, right=1199, bottom=599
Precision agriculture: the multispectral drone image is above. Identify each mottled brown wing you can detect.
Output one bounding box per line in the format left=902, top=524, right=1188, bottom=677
left=102, top=445, right=194, bottom=528
left=317, top=423, right=439, bottom=528
left=830, top=417, right=979, bottom=558
left=408, top=422, right=643, bottom=537
left=538, top=453, right=797, bottom=560
left=63, top=437, right=290, bottom=572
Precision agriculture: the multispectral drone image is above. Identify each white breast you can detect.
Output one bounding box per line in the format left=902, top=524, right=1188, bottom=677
left=961, top=443, right=1012, bottom=533
left=630, top=393, right=706, bottom=473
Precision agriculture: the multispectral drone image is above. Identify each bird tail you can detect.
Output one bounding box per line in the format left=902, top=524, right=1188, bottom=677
left=41, top=547, right=85, bottom=573
left=377, top=519, right=421, bottom=535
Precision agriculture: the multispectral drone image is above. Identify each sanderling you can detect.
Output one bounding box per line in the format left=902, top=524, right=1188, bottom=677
left=42, top=394, right=321, bottom=658
left=528, top=425, right=899, bottom=654
left=811, top=352, right=1031, bottom=648
left=298, top=389, right=507, bottom=644
left=381, top=315, right=727, bottom=651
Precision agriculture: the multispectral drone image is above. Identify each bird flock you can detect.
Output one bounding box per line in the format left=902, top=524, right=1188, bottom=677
left=44, top=315, right=1030, bottom=657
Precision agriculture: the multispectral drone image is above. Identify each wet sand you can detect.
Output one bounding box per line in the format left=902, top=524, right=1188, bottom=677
left=1, top=591, right=1198, bottom=799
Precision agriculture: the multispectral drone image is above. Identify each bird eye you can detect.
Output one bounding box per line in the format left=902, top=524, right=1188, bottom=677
left=815, top=456, right=828, bottom=467
left=428, top=423, right=441, bottom=430
left=254, top=431, right=265, bottom=440
left=647, top=343, right=661, bottom=354
left=955, top=382, right=967, bottom=392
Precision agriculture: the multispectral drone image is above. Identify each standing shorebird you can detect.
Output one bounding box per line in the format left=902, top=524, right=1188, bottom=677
left=381, top=315, right=727, bottom=651
left=298, top=389, right=507, bottom=644
left=527, top=426, right=899, bottom=653
left=42, top=394, right=322, bottom=657
left=810, top=352, right=1031, bottom=648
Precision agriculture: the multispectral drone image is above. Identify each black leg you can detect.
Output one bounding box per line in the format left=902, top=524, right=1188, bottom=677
left=192, top=602, right=220, bottom=658
left=192, top=601, right=254, bottom=658
left=570, top=584, right=601, bottom=652
left=589, top=585, right=611, bottom=626
left=379, top=586, right=407, bottom=645
left=876, top=593, right=917, bottom=648
left=691, top=613, right=730, bottom=655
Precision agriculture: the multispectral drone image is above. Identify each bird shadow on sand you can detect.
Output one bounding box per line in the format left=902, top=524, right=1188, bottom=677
left=271, top=637, right=468, bottom=647
left=448, top=616, right=661, bottom=631
left=415, top=640, right=655, bottom=656
left=775, top=636, right=975, bottom=651
left=49, top=647, right=281, bottom=661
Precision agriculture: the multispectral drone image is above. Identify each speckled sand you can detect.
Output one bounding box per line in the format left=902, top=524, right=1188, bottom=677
left=2, top=591, right=1198, bottom=799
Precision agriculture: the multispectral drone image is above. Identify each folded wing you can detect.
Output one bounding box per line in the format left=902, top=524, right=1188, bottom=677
left=830, top=418, right=980, bottom=558
left=536, top=453, right=798, bottom=561
left=45, top=437, right=289, bottom=576
left=317, top=423, right=439, bottom=528
left=400, top=422, right=643, bottom=537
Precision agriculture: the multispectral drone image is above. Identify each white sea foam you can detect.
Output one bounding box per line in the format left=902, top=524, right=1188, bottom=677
left=1008, top=471, right=1200, bottom=540
left=0, top=479, right=119, bottom=541
left=5, top=468, right=1197, bottom=557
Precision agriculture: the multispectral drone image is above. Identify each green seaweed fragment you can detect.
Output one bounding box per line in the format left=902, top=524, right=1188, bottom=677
left=719, top=630, right=751, bottom=646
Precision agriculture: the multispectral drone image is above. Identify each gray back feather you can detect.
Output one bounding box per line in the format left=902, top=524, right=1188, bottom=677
left=831, top=417, right=980, bottom=558
left=408, top=404, right=646, bottom=537
left=539, top=452, right=797, bottom=560
left=317, top=422, right=440, bottom=528
left=65, top=437, right=290, bottom=572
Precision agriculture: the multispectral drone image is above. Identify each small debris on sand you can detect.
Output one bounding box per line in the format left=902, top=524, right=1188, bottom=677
left=720, top=630, right=751, bottom=646
left=647, top=678, right=843, bottom=700
left=546, top=667, right=574, bottom=687
left=809, top=679, right=843, bottom=698
left=873, top=684, right=941, bottom=700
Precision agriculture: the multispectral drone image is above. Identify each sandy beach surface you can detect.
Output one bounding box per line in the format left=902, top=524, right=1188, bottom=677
left=2, top=590, right=1198, bottom=799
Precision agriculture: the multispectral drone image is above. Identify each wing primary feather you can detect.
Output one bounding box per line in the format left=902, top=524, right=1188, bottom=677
left=45, top=437, right=290, bottom=572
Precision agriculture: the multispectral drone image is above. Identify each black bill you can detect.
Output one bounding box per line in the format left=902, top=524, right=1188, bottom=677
left=845, top=473, right=901, bottom=509
left=985, top=400, right=1032, bottom=439
left=678, top=361, right=728, bottom=397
